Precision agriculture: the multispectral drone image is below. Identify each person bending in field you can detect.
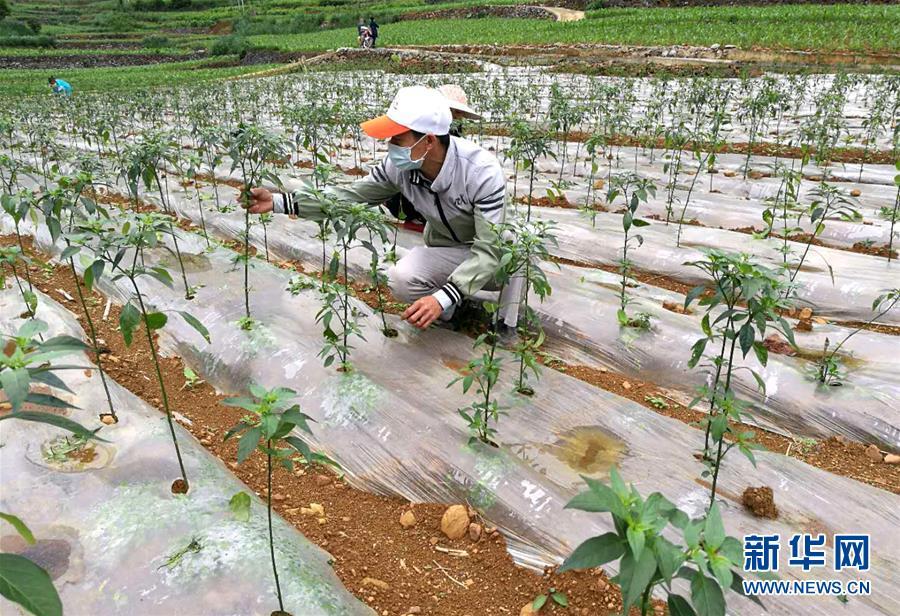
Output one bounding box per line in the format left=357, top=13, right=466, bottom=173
left=247, top=85, right=519, bottom=331
left=48, top=76, right=72, bottom=96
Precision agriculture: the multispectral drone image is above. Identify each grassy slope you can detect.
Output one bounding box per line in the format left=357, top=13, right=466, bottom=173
left=249, top=5, right=900, bottom=54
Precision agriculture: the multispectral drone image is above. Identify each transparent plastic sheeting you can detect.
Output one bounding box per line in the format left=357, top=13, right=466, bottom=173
left=6, top=160, right=900, bottom=449
left=38, top=124, right=900, bottom=319
left=113, top=154, right=900, bottom=327
left=10, top=215, right=900, bottom=616
left=251, top=70, right=893, bottom=149
left=82, top=173, right=900, bottom=452
left=0, top=291, right=373, bottom=616
left=531, top=207, right=900, bottom=325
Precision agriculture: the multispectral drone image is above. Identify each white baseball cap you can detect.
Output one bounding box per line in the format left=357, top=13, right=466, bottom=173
left=361, top=85, right=452, bottom=139
left=438, top=84, right=482, bottom=121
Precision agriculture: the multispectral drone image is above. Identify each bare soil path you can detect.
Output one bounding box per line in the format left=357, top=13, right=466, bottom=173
left=544, top=7, right=586, bottom=22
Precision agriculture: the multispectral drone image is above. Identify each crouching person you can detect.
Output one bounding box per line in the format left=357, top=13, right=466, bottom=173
left=246, top=85, right=521, bottom=330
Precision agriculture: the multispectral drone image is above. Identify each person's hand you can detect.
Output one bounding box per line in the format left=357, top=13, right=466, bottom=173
left=244, top=187, right=274, bottom=214
left=402, top=296, right=443, bottom=329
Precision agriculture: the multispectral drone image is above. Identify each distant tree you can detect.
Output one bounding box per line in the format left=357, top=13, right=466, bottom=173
left=0, top=0, right=11, bottom=21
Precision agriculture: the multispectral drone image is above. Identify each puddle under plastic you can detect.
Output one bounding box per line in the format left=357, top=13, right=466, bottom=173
left=0, top=535, right=72, bottom=580
left=157, top=251, right=214, bottom=274
left=540, top=426, right=626, bottom=475
left=26, top=436, right=114, bottom=472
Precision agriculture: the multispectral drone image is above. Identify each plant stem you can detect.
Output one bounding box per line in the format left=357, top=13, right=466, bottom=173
left=267, top=442, right=285, bottom=612
left=131, top=276, right=188, bottom=485
left=527, top=163, right=536, bottom=222
left=889, top=184, right=899, bottom=264
left=193, top=185, right=210, bottom=247
left=708, top=326, right=739, bottom=509
left=342, top=243, right=349, bottom=365
left=69, top=257, right=116, bottom=420
left=243, top=193, right=251, bottom=321
left=9, top=260, right=33, bottom=318
left=13, top=224, right=34, bottom=294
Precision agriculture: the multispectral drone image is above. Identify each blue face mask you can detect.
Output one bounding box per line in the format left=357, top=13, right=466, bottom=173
left=387, top=135, right=427, bottom=171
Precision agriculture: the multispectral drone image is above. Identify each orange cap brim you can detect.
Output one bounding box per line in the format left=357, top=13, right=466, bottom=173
left=360, top=115, right=409, bottom=139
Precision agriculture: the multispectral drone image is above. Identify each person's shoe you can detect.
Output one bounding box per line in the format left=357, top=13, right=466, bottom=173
left=493, top=323, right=520, bottom=348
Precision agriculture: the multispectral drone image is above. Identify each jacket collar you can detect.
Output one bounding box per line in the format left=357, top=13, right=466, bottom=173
left=407, top=138, right=456, bottom=192
left=430, top=137, right=456, bottom=193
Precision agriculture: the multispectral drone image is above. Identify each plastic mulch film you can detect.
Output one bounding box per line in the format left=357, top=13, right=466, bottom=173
left=8, top=215, right=900, bottom=615
left=527, top=207, right=900, bottom=324
left=7, top=158, right=900, bottom=449
left=0, top=290, right=373, bottom=616
left=91, top=173, right=900, bottom=452
left=533, top=264, right=900, bottom=452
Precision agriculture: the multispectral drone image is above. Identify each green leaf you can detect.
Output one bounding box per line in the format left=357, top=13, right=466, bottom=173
left=684, top=284, right=706, bottom=308
left=668, top=594, right=697, bottom=616
left=621, top=548, right=658, bottom=613
left=749, top=369, right=767, bottom=394
left=0, top=553, right=62, bottom=616
left=0, top=512, right=35, bottom=544
left=283, top=431, right=311, bottom=455
left=701, top=314, right=712, bottom=337
left=626, top=525, right=645, bottom=560
left=532, top=594, right=547, bottom=611
left=236, top=426, right=261, bottom=464
left=730, top=571, right=765, bottom=609
left=0, top=411, right=107, bottom=442
left=551, top=591, right=567, bottom=606
left=23, top=392, right=76, bottom=410
left=709, top=555, right=733, bottom=592
left=177, top=311, right=211, bottom=343
left=690, top=572, right=725, bottom=616
left=60, top=245, right=80, bottom=261
left=752, top=341, right=768, bottom=366
left=653, top=536, right=685, bottom=580
left=119, top=302, right=141, bottom=346
left=558, top=533, right=624, bottom=573
left=229, top=491, right=251, bottom=522
left=145, top=312, right=168, bottom=331
left=738, top=323, right=754, bottom=357
left=260, top=414, right=279, bottom=440
left=83, top=259, right=105, bottom=292
left=703, top=503, right=725, bottom=550
left=564, top=477, right=622, bottom=516
left=147, top=266, right=174, bottom=288
left=0, top=367, right=29, bottom=412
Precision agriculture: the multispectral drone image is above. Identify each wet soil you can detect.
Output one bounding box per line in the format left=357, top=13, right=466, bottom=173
left=742, top=486, right=778, bottom=520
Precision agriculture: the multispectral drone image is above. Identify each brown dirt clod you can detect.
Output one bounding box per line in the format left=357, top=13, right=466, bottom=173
left=171, top=478, right=189, bottom=494
left=742, top=486, right=778, bottom=519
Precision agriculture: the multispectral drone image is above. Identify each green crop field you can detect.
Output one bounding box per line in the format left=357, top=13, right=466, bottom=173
left=249, top=5, right=899, bottom=54
left=0, top=2, right=897, bottom=95
left=0, top=59, right=276, bottom=95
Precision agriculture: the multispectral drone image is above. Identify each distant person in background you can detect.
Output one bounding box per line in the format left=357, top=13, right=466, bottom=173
left=383, top=84, right=483, bottom=232
left=368, top=17, right=379, bottom=48
left=49, top=76, right=72, bottom=96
